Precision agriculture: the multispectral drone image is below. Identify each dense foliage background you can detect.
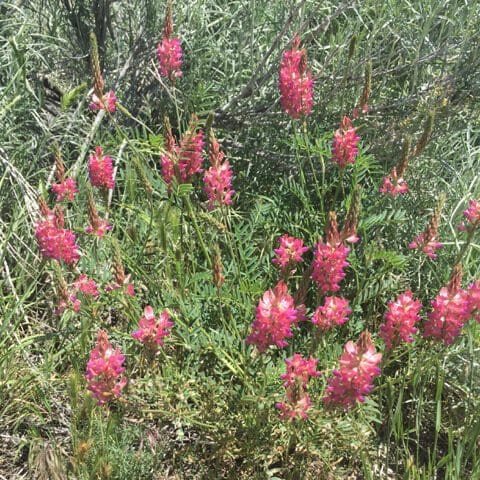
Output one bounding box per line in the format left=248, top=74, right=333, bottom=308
left=1, top=0, right=480, bottom=478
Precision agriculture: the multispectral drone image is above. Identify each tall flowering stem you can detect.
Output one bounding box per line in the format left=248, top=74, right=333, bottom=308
left=132, top=306, right=174, bottom=352
left=246, top=281, right=300, bottom=352
left=379, top=291, right=422, bottom=350
left=323, top=331, right=382, bottom=410
left=423, top=264, right=472, bottom=345
left=88, top=146, right=115, bottom=190
left=379, top=137, right=411, bottom=197
left=203, top=129, right=235, bottom=209
left=85, top=330, right=127, bottom=405
left=331, top=116, right=360, bottom=169
left=88, top=32, right=116, bottom=113
left=279, top=35, right=314, bottom=119
left=275, top=354, right=321, bottom=420
left=272, top=234, right=309, bottom=275
left=409, top=194, right=445, bottom=259
left=157, top=1, right=183, bottom=82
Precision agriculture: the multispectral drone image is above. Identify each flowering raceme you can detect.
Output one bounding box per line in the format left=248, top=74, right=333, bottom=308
left=35, top=209, right=80, bottom=265
left=85, top=330, right=127, bottom=405
left=379, top=168, right=408, bottom=197
left=203, top=132, right=234, bottom=209
left=132, top=306, right=174, bottom=350
left=312, top=239, right=350, bottom=293
left=73, top=274, right=100, bottom=299
left=88, top=146, right=115, bottom=189
left=89, top=90, right=117, bottom=113
left=51, top=178, right=78, bottom=202
left=423, top=287, right=471, bottom=345
left=459, top=200, right=480, bottom=231
left=157, top=38, right=183, bottom=81
left=311, top=296, right=351, bottom=331
left=323, top=331, right=382, bottom=410
left=379, top=291, right=422, bottom=349
left=279, top=35, right=314, bottom=119
left=331, top=116, right=360, bottom=168
left=161, top=123, right=204, bottom=185
left=272, top=234, right=309, bottom=271
left=246, top=281, right=300, bottom=352
left=276, top=354, right=321, bottom=420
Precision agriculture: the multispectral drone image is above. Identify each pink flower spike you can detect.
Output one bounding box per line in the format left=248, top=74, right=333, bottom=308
left=423, top=286, right=471, bottom=345
left=276, top=354, right=320, bottom=421
left=331, top=116, right=360, bottom=168
left=246, top=281, right=300, bottom=352
left=85, top=330, right=127, bottom=406
left=89, top=90, right=117, bottom=113
left=35, top=213, right=80, bottom=265
left=51, top=178, right=79, bottom=202
left=323, top=331, right=382, bottom=410
left=88, top=146, right=115, bottom=190
left=157, top=37, right=183, bottom=81
left=132, top=306, right=174, bottom=350
left=408, top=233, right=442, bottom=259
left=272, top=234, right=309, bottom=270
left=463, top=200, right=480, bottom=228
left=85, top=218, right=112, bottom=238
left=55, top=292, right=81, bottom=316
left=279, top=35, right=314, bottom=119
left=312, top=239, right=350, bottom=293
left=311, top=296, right=351, bottom=331
left=379, top=169, right=408, bottom=197
left=379, top=291, right=422, bottom=350
left=73, top=274, right=100, bottom=299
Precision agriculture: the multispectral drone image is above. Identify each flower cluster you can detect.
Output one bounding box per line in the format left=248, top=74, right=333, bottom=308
left=88, top=146, right=115, bottom=190
left=379, top=168, right=408, bottom=197
left=279, top=35, right=314, bottom=119
left=459, top=200, right=480, bottom=231
left=424, top=287, right=471, bottom=345
left=379, top=291, right=422, bottom=349
left=408, top=232, right=442, bottom=259
left=323, top=331, right=382, bottom=410
left=331, top=116, right=360, bottom=168
left=246, top=281, right=300, bottom=352
left=35, top=210, right=80, bottom=265
left=161, top=124, right=204, bottom=185
left=276, top=354, right=321, bottom=420
left=157, top=38, right=183, bottom=81
left=132, top=306, right=174, bottom=351
left=55, top=274, right=99, bottom=315
left=85, top=330, right=127, bottom=405
left=203, top=132, right=234, bottom=209
left=272, top=234, right=309, bottom=271
left=89, top=90, right=117, bottom=113
left=312, top=239, right=350, bottom=293
left=74, top=274, right=100, bottom=299
left=311, top=296, right=351, bottom=331
left=51, top=178, right=78, bottom=202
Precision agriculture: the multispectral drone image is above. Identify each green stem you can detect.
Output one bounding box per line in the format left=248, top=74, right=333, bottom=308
left=184, top=195, right=211, bottom=268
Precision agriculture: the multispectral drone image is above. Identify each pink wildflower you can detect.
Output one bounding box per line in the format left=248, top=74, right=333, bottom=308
left=467, top=280, right=480, bottom=322
left=106, top=275, right=135, bottom=297
left=379, top=168, right=408, bottom=196
left=461, top=200, right=480, bottom=230
left=424, top=288, right=471, bottom=345
left=246, top=281, right=300, bottom=352
left=88, top=146, right=115, bottom=189
left=312, top=239, right=350, bottom=293
left=89, top=90, right=117, bottom=113
left=379, top=291, right=422, bottom=349
left=323, top=331, right=382, bottom=410
left=311, top=296, right=351, bottom=331
left=131, top=306, right=174, bottom=350
left=51, top=178, right=78, bottom=202
left=160, top=125, right=204, bottom=185
left=279, top=35, right=314, bottom=119
left=275, top=353, right=321, bottom=420
left=73, top=274, right=100, bottom=298
left=272, top=234, right=309, bottom=270
left=35, top=212, right=80, bottom=265
left=157, top=38, right=183, bottom=81
left=85, top=218, right=112, bottom=238
left=55, top=292, right=81, bottom=316
left=85, top=330, right=127, bottom=406
left=203, top=132, right=234, bottom=209
left=408, top=232, right=442, bottom=259
left=331, top=116, right=360, bottom=168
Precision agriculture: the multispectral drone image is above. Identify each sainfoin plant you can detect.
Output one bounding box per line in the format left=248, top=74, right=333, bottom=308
left=7, top=2, right=480, bottom=478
